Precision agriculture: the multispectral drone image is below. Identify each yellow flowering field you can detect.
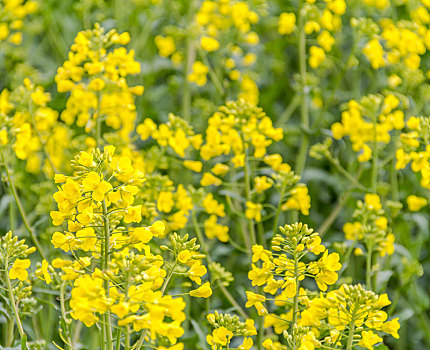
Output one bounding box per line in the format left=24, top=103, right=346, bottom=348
left=1, top=0, right=430, bottom=349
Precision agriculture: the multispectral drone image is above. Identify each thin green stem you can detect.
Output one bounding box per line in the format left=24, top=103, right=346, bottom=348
left=115, top=328, right=122, bottom=350
left=346, top=307, right=357, bottom=350
left=5, top=256, right=25, bottom=341
left=6, top=315, right=14, bottom=347
left=371, top=116, right=378, bottom=193
left=317, top=190, right=351, bottom=235
left=125, top=326, right=130, bottom=350
left=102, top=200, right=113, bottom=350
left=292, top=250, right=300, bottom=350
left=327, top=155, right=366, bottom=192
left=161, top=261, right=177, bottom=295
left=0, top=147, right=45, bottom=260
left=391, top=157, right=399, bottom=201
left=96, top=113, right=102, bottom=148
left=366, top=244, right=373, bottom=290
left=295, top=3, right=310, bottom=176
left=243, top=152, right=257, bottom=247
left=218, top=283, right=248, bottom=320
left=182, top=0, right=195, bottom=122
left=60, top=281, right=72, bottom=350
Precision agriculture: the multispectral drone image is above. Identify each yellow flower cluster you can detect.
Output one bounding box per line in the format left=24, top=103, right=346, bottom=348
left=55, top=24, right=143, bottom=143
left=298, top=284, right=400, bottom=349
left=137, top=113, right=202, bottom=159
left=279, top=0, right=346, bottom=69
left=155, top=0, right=259, bottom=97
left=206, top=311, right=256, bottom=350
left=48, top=146, right=208, bottom=347
left=0, top=0, right=37, bottom=45
left=343, top=194, right=395, bottom=257
left=246, top=223, right=399, bottom=350
left=0, top=78, right=69, bottom=175
left=396, top=115, right=430, bottom=191
left=331, top=94, right=405, bottom=162
left=362, top=6, right=430, bottom=71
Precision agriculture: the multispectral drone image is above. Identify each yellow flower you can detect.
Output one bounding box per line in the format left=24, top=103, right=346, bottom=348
left=76, top=227, right=97, bottom=252
left=381, top=318, right=400, bottom=339
left=157, top=191, right=174, bottom=213
left=136, top=118, right=157, bottom=141
left=187, top=61, right=209, bottom=86
left=155, top=35, right=176, bottom=57
left=407, top=195, right=427, bottom=211
left=189, top=282, right=212, bottom=298
left=200, top=36, right=220, bottom=51
left=207, top=327, right=233, bottom=347
left=183, top=160, right=203, bottom=172
left=178, top=250, right=192, bottom=263
left=0, top=129, right=8, bottom=145
left=149, top=220, right=166, bottom=237
left=88, top=78, right=106, bottom=91
left=363, top=39, right=385, bottom=69
left=82, top=171, right=112, bottom=202
left=124, top=205, right=142, bottom=223
left=35, top=259, right=52, bottom=284
left=278, top=12, right=296, bottom=35
left=211, top=163, right=230, bottom=176
left=364, top=194, right=382, bottom=210
left=204, top=215, right=229, bottom=242
left=254, top=176, right=272, bottom=193
left=309, top=46, right=326, bottom=69
left=51, top=231, right=77, bottom=252
left=201, top=172, right=222, bottom=186
left=111, top=301, right=130, bottom=319
left=245, top=291, right=266, bottom=307
left=238, top=337, right=253, bottom=350
left=131, top=227, right=153, bottom=243
left=188, top=261, right=207, bottom=285
left=9, top=258, right=31, bottom=281
left=358, top=330, right=383, bottom=350
left=78, top=151, right=95, bottom=167
left=245, top=201, right=262, bottom=222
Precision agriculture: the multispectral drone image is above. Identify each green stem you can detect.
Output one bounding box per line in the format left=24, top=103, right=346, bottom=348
left=292, top=250, right=300, bottom=350
left=102, top=201, right=113, bottom=350
left=5, top=256, right=25, bottom=341
left=341, top=238, right=357, bottom=273
left=295, top=3, right=309, bottom=176
left=0, top=147, right=45, bottom=260
left=317, top=190, right=351, bottom=235
left=218, top=283, right=248, bottom=319
left=132, top=330, right=147, bottom=350
left=115, top=328, right=122, bottom=350
left=60, top=281, right=72, bottom=350
left=161, top=261, right=177, bottom=295
left=96, top=112, right=102, bottom=148
left=327, top=155, right=366, bottom=192
left=346, top=308, right=357, bottom=350
left=182, top=0, right=195, bottom=122
left=125, top=326, right=130, bottom=350
left=6, top=315, right=14, bottom=347
left=391, top=157, right=399, bottom=201
left=371, top=117, right=378, bottom=193
left=243, top=151, right=257, bottom=247
left=278, top=94, right=300, bottom=125
left=366, top=244, right=373, bottom=290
